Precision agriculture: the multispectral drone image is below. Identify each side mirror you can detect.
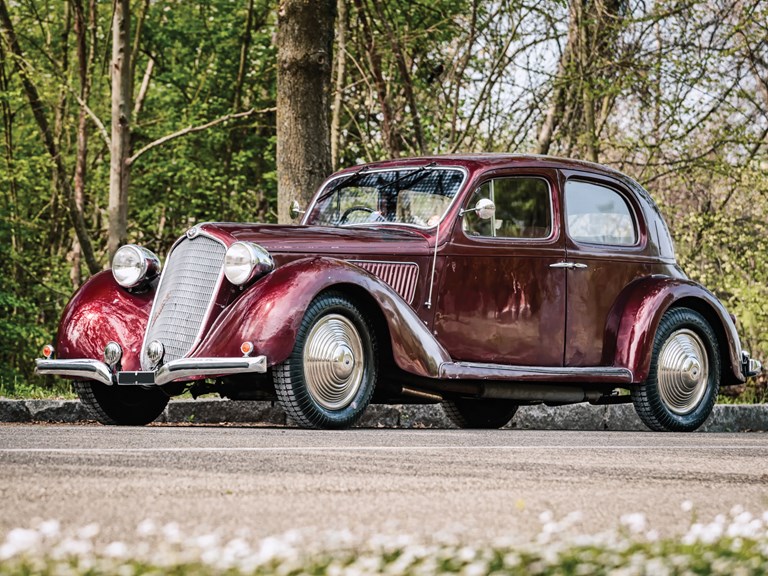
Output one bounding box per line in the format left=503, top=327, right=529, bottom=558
left=475, top=198, right=495, bottom=220
left=289, top=200, right=305, bottom=220
left=460, top=198, right=495, bottom=220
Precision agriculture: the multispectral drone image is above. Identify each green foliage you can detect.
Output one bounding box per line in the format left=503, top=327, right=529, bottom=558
left=0, top=0, right=277, bottom=391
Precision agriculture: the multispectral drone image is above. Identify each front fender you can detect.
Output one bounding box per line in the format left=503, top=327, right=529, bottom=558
left=606, top=276, right=744, bottom=384
left=195, top=257, right=451, bottom=378
left=55, top=271, right=153, bottom=371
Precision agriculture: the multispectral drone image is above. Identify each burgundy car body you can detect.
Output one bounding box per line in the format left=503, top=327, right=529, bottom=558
left=37, top=154, right=760, bottom=429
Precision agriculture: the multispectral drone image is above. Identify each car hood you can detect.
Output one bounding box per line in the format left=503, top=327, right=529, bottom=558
left=199, top=222, right=432, bottom=256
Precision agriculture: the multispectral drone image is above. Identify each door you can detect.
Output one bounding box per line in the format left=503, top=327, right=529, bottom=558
left=434, top=172, right=566, bottom=366
left=562, top=175, right=655, bottom=366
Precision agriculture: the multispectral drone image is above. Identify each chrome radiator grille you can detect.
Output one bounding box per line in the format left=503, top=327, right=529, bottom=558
left=353, top=261, right=419, bottom=304
left=141, top=235, right=225, bottom=369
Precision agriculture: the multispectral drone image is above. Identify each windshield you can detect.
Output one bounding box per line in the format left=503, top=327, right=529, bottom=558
left=305, top=167, right=465, bottom=228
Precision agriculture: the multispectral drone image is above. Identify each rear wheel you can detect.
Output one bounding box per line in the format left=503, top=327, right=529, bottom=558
left=443, top=398, right=518, bottom=429
left=73, top=380, right=169, bottom=425
left=631, top=307, right=720, bottom=432
left=273, top=292, right=377, bottom=429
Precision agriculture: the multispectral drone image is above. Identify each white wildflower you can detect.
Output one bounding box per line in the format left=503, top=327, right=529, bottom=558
left=53, top=537, right=92, bottom=558
left=136, top=519, right=156, bottom=537
left=681, top=500, right=693, bottom=512
left=161, top=522, right=182, bottom=543
left=620, top=513, right=647, bottom=534
left=76, top=523, right=100, bottom=540
left=462, top=559, right=489, bottom=576
left=103, top=541, right=128, bottom=558
left=2, top=527, right=40, bottom=558
left=194, top=532, right=220, bottom=550
left=37, top=519, right=61, bottom=539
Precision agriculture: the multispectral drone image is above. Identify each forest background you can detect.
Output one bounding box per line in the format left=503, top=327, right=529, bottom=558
left=0, top=0, right=766, bottom=399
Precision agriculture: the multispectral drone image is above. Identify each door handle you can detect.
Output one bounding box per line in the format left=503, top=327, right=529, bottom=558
left=549, top=261, right=588, bottom=269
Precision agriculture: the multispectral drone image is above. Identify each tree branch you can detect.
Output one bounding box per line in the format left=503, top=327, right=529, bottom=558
left=126, top=107, right=275, bottom=166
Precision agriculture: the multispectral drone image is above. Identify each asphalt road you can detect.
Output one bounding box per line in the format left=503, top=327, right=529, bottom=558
left=1, top=425, right=767, bottom=546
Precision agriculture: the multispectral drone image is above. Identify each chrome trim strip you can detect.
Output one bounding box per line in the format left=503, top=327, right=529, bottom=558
left=140, top=229, right=228, bottom=369
left=439, top=362, right=633, bottom=383
left=153, top=355, right=267, bottom=385
left=35, top=358, right=114, bottom=386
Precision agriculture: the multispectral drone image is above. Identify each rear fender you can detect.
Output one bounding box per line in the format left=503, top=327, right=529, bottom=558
left=605, top=276, right=744, bottom=384
left=55, top=271, right=153, bottom=371
left=195, top=257, right=451, bottom=377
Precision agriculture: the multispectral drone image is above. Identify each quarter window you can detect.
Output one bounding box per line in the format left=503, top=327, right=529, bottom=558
left=565, top=181, right=637, bottom=245
left=463, top=177, right=552, bottom=239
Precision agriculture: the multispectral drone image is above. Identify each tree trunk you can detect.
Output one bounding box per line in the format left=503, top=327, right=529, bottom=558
left=330, top=0, right=347, bottom=170
left=536, top=0, right=623, bottom=160
left=107, top=0, right=132, bottom=260
left=0, top=0, right=100, bottom=275
left=276, top=0, right=336, bottom=224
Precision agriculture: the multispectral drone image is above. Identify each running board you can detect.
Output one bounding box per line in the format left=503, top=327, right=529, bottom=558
left=439, top=362, right=633, bottom=384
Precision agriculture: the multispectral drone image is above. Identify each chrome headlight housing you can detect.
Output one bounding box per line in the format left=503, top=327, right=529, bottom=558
left=112, top=244, right=161, bottom=288
left=223, top=242, right=274, bottom=286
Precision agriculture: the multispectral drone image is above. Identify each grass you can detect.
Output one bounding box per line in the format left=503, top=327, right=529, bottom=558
left=0, top=376, right=75, bottom=400
left=2, top=507, right=768, bottom=575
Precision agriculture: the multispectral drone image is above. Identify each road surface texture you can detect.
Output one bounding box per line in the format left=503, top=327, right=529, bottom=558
left=1, top=425, right=767, bottom=546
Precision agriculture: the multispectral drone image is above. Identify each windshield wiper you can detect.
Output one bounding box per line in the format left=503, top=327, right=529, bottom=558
left=314, top=166, right=370, bottom=205
left=382, top=162, right=437, bottom=192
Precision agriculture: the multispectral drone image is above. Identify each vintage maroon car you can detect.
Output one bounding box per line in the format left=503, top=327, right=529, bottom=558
left=36, top=155, right=761, bottom=431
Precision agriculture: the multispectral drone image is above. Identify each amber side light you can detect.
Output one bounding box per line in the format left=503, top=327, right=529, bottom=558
left=240, top=341, right=254, bottom=357
left=42, top=344, right=55, bottom=359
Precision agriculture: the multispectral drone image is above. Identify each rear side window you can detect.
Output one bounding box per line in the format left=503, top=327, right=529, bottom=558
left=463, top=177, right=552, bottom=239
left=565, top=180, right=637, bottom=245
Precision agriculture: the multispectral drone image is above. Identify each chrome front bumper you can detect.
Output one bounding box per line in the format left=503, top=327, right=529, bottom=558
left=35, top=355, right=267, bottom=386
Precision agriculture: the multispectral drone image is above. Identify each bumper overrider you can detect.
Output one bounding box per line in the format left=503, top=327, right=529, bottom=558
left=742, top=351, right=762, bottom=379
left=34, top=355, right=267, bottom=386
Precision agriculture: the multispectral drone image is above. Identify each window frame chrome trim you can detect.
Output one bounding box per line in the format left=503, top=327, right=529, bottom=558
left=563, top=178, right=642, bottom=248
left=459, top=174, right=557, bottom=243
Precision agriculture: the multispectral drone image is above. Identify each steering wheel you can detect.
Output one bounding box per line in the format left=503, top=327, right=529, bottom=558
left=340, top=205, right=375, bottom=224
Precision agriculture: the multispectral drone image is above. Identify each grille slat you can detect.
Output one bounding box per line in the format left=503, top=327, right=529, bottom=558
left=354, top=261, right=419, bottom=304
left=141, top=236, right=225, bottom=369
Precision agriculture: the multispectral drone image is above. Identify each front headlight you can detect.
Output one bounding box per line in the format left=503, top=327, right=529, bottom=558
left=224, top=242, right=274, bottom=286
left=112, top=244, right=161, bottom=288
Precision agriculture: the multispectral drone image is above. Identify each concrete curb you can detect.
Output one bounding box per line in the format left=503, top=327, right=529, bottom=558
left=0, top=399, right=766, bottom=431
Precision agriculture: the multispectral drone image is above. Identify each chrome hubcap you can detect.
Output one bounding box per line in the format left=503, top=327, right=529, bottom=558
left=303, top=314, right=364, bottom=410
left=657, top=329, right=709, bottom=415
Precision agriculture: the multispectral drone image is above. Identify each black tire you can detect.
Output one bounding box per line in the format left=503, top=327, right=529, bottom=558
left=631, top=307, right=720, bottom=432
left=273, top=291, right=377, bottom=429
left=73, top=380, right=169, bottom=425
left=443, top=398, right=518, bottom=429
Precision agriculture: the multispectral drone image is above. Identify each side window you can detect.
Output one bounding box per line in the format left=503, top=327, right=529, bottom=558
left=463, top=177, right=552, bottom=239
left=565, top=180, right=637, bottom=246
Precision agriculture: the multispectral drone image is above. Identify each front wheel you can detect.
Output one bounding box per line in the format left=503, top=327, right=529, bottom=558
left=73, top=380, right=169, bottom=425
left=631, top=307, right=720, bottom=432
left=443, top=398, right=518, bottom=429
left=273, top=292, right=377, bottom=429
